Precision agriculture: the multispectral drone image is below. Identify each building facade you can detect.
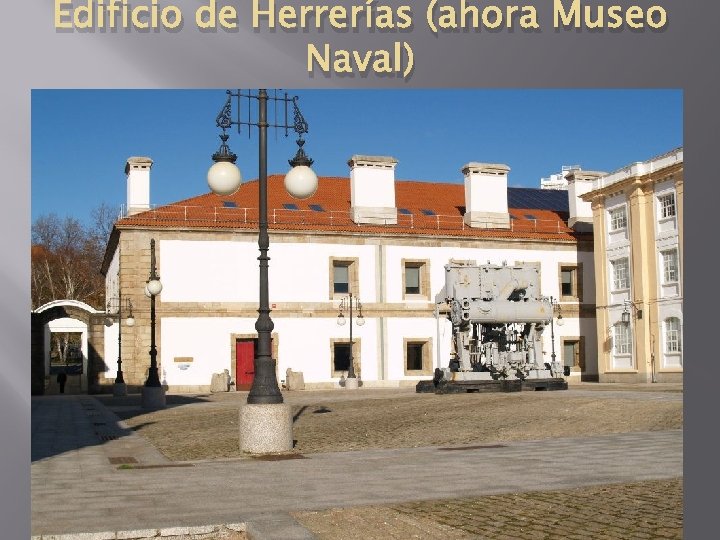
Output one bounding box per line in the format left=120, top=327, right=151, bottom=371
left=582, top=148, right=683, bottom=383
left=98, top=155, right=598, bottom=393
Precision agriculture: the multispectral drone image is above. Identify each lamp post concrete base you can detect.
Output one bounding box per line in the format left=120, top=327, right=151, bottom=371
left=112, top=382, right=127, bottom=397
left=239, top=403, right=293, bottom=454
left=345, top=377, right=359, bottom=390
left=141, top=386, right=166, bottom=410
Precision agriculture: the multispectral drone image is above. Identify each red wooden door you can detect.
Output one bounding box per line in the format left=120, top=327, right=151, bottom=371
left=236, top=340, right=255, bottom=390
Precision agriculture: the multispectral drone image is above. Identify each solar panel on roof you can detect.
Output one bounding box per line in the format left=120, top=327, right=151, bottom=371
left=309, top=204, right=324, bottom=212
left=421, top=209, right=436, bottom=216
left=283, top=203, right=299, bottom=210
left=222, top=201, right=237, bottom=208
left=507, top=188, right=569, bottom=212
left=524, top=214, right=537, bottom=220
left=398, top=208, right=412, bottom=215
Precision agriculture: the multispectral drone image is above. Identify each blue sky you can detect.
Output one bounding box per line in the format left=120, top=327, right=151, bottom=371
left=31, top=89, right=682, bottom=225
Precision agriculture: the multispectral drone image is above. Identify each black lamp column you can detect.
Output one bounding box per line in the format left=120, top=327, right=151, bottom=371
left=337, top=293, right=364, bottom=380
left=115, top=292, right=126, bottom=385
left=145, top=239, right=162, bottom=388
left=550, top=296, right=557, bottom=367
left=208, top=89, right=318, bottom=408
left=249, top=90, right=282, bottom=405
left=106, top=289, right=134, bottom=397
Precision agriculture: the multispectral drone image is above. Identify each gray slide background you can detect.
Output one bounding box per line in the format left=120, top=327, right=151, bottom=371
left=4, top=1, right=716, bottom=537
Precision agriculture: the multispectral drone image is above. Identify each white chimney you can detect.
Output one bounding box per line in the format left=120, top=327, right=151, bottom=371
left=348, top=155, right=398, bottom=225
left=462, top=162, right=510, bottom=229
left=125, top=156, right=153, bottom=216
left=565, top=168, right=605, bottom=229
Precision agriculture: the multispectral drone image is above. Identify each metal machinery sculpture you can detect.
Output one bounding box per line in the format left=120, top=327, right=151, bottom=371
left=430, top=260, right=567, bottom=392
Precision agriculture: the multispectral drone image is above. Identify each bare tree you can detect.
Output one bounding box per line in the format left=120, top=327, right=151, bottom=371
left=31, top=204, right=119, bottom=310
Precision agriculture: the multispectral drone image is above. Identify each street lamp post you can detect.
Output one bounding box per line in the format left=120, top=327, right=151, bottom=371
left=549, top=296, right=563, bottom=375
left=207, top=89, right=318, bottom=453
left=336, top=292, right=365, bottom=389
left=105, top=293, right=134, bottom=397
left=141, top=238, right=165, bottom=409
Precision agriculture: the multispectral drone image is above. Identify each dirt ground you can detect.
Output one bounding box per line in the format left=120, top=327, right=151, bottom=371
left=102, top=384, right=683, bottom=462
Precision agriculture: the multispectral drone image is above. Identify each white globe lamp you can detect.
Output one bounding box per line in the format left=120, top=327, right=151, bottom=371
left=286, top=139, right=317, bottom=200
left=208, top=160, right=242, bottom=195
left=208, top=132, right=242, bottom=196
left=147, top=278, right=163, bottom=296
left=285, top=165, right=318, bottom=200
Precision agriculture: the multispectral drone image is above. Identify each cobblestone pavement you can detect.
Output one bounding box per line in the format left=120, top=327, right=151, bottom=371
left=99, top=384, right=682, bottom=460
left=32, top=386, right=683, bottom=539
left=294, top=478, right=683, bottom=539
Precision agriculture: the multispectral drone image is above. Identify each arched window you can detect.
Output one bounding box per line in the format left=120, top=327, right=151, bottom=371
left=665, top=317, right=682, bottom=353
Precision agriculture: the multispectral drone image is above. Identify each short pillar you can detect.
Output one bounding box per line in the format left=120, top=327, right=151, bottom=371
left=113, top=382, right=127, bottom=397
left=239, top=403, right=293, bottom=454
left=141, top=386, right=166, bottom=409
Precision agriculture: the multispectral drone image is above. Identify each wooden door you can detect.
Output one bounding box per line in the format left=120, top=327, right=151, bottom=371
left=236, top=340, right=255, bottom=390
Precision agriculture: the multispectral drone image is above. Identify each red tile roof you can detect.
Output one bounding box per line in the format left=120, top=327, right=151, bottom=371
left=116, top=176, right=585, bottom=242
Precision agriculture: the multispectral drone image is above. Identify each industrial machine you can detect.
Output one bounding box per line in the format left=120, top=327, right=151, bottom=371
left=420, top=260, right=567, bottom=393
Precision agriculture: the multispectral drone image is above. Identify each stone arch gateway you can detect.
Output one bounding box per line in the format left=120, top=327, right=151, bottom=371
left=31, top=300, right=107, bottom=395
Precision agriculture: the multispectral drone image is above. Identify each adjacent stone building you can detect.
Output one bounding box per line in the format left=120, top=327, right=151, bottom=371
left=582, top=148, right=683, bottom=382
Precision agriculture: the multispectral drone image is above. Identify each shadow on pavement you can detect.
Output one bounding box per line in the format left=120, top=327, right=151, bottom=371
left=31, top=393, right=213, bottom=462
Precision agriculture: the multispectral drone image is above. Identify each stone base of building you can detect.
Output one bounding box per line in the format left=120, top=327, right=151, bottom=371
left=599, top=372, right=683, bottom=384
left=239, top=403, right=293, bottom=454
left=654, top=372, right=684, bottom=383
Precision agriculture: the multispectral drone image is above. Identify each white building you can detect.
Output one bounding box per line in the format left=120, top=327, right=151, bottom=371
left=98, top=155, right=598, bottom=392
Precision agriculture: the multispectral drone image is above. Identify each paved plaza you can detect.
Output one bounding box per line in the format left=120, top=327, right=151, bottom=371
left=31, top=387, right=683, bottom=539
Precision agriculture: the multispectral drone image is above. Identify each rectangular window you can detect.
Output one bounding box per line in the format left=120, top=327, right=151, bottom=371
left=562, top=342, right=577, bottom=368
left=402, top=259, right=430, bottom=300
left=331, top=339, right=360, bottom=377
left=407, top=343, right=424, bottom=370
left=612, top=258, right=630, bottom=290
left=609, top=206, right=627, bottom=230
left=404, top=339, right=432, bottom=374
left=662, top=249, right=679, bottom=283
left=405, top=266, right=420, bottom=295
left=561, top=270, right=573, bottom=296
left=659, top=193, right=676, bottom=219
left=333, top=263, right=349, bottom=294
left=665, top=318, right=681, bottom=353
left=561, top=338, right=585, bottom=371
left=333, top=343, right=351, bottom=372
left=329, top=258, right=358, bottom=298
left=614, top=324, right=632, bottom=355
left=559, top=264, right=582, bottom=300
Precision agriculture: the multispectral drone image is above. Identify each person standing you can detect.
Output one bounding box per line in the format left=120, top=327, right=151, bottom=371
left=57, top=371, right=68, bottom=394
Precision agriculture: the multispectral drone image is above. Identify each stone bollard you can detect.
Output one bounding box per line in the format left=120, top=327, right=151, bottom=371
left=285, top=368, right=305, bottom=391
left=210, top=370, right=231, bottom=393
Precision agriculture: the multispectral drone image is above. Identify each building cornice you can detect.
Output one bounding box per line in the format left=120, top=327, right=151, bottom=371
left=581, top=161, right=683, bottom=203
